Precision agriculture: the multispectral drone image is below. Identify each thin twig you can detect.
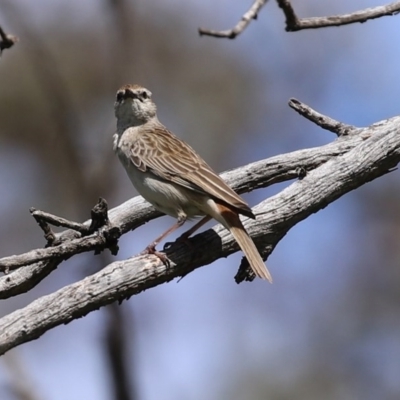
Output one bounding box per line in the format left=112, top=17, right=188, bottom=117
left=0, top=198, right=120, bottom=272
left=199, top=0, right=268, bottom=39
left=289, top=98, right=354, bottom=136
left=30, top=209, right=90, bottom=235
left=30, top=198, right=111, bottom=237
left=277, top=0, right=400, bottom=31
left=30, top=209, right=57, bottom=247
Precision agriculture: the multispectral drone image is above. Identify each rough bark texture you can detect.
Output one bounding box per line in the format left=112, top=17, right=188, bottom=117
left=0, top=108, right=399, bottom=355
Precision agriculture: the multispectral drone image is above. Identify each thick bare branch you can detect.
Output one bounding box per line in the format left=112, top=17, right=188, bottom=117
left=0, top=123, right=364, bottom=278
left=0, top=113, right=399, bottom=354
left=277, top=0, right=400, bottom=31
left=0, top=110, right=376, bottom=299
left=199, top=0, right=268, bottom=39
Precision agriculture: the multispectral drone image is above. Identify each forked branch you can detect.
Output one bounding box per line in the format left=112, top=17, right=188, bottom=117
left=0, top=101, right=400, bottom=354
left=277, top=0, right=400, bottom=31
left=199, top=0, right=400, bottom=38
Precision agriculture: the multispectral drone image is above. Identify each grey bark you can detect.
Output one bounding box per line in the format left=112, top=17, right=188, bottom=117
left=0, top=107, right=399, bottom=355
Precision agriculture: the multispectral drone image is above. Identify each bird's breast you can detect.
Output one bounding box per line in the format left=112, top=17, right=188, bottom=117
left=114, top=129, right=205, bottom=219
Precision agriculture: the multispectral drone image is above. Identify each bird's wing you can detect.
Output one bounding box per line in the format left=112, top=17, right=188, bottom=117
left=129, top=125, right=254, bottom=218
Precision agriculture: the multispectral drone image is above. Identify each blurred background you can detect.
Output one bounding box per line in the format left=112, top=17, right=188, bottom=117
left=1, top=0, right=400, bottom=399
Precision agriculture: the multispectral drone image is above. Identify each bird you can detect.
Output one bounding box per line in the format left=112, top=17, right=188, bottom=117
left=113, top=84, right=272, bottom=281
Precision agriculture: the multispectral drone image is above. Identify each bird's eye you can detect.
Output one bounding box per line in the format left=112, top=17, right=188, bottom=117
left=116, top=91, right=124, bottom=102
left=141, top=91, right=148, bottom=100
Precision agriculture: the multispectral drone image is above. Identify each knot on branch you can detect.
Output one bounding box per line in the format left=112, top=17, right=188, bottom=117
left=88, top=197, right=109, bottom=233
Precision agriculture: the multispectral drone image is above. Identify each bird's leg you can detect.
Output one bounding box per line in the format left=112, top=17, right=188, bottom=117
left=176, top=215, right=211, bottom=242
left=142, top=215, right=187, bottom=264
left=164, top=215, right=212, bottom=252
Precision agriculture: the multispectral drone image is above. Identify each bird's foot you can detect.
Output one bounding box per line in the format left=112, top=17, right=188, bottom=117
left=141, top=243, right=170, bottom=267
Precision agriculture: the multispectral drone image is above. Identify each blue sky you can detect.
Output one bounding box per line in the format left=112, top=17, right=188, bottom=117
left=1, top=1, right=400, bottom=399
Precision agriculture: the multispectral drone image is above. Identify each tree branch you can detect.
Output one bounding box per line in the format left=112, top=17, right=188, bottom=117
left=277, top=0, right=400, bottom=31
left=0, top=116, right=366, bottom=297
left=199, top=0, right=269, bottom=39
left=0, top=199, right=120, bottom=274
left=0, top=102, right=378, bottom=299
left=0, top=108, right=400, bottom=354
left=289, top=98, right=354, bottom=136
left=197, top=1, right=400, bottom=39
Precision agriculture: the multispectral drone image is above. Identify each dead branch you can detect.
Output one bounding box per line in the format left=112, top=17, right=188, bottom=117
left=0, top=100, right=363, bottom=277
left=0, top=198, right=120, bottom=274
left=0, top=100, right=378, bottom=299
left=199, top=0, right=268, bottom=39
left=277, top=0, right=400, bottom=31
left=0, top=103, right=400, bottom=354
left=289, top=99, right=354, bottom=136
left=198, top=1, right=400, bottom=39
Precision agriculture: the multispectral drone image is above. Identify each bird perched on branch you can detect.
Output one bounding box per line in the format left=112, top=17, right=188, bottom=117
left=113, top=84, right=272, bottom=281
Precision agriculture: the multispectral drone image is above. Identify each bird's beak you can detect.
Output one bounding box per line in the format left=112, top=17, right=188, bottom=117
left=116, top=89, right=137, bottom=102
left=124, top=89, right=136, bottom=99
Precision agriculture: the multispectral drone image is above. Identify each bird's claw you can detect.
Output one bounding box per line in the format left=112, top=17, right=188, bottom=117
left=141, top=244, right=170, bottom=267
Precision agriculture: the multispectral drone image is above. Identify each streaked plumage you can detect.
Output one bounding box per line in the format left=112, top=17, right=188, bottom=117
left=113, top=84, right=272, bottom=281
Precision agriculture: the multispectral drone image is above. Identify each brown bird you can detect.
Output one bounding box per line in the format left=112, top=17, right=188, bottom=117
left=113, top=84, right=272, bottom=281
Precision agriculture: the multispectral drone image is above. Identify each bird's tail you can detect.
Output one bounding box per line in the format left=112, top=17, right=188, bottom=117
left=221, top=208, right=272, bottom=282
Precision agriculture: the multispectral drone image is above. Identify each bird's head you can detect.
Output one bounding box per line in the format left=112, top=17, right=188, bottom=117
left=114, top=84, right=157, bottom=127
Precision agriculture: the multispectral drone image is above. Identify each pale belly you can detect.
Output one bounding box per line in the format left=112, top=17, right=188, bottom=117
left=125, top=163, right=205, bottom=219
